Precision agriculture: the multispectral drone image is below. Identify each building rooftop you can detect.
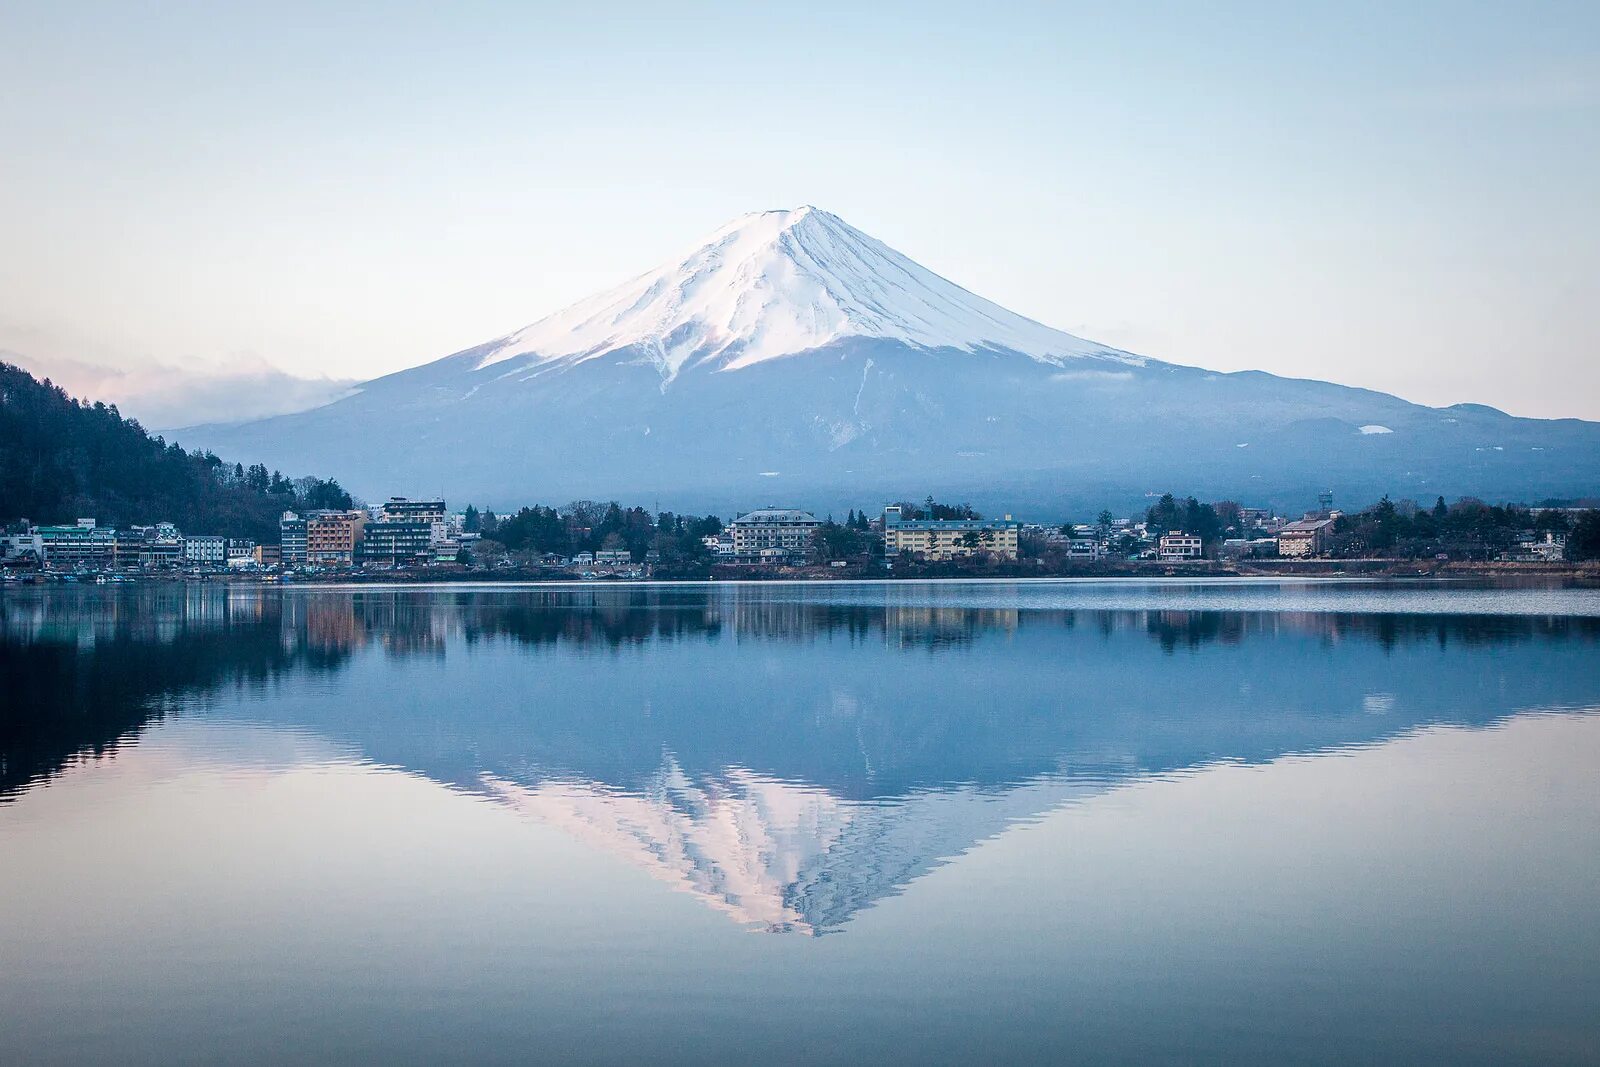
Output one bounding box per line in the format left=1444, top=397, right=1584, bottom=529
left=732, top=509, right=819, bottom=524
left=887, top=516, right=1020, bottom=531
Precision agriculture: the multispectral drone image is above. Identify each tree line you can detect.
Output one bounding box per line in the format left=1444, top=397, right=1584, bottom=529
left=471, top=500, right=725, bottom=568
left=1135, top=489, right=1599, bottom=561
left=0, top=362, right=353, bottom=540
left=1330, top=496, right=1600, bottom=560
left=465, top=501, right=889, bottom=571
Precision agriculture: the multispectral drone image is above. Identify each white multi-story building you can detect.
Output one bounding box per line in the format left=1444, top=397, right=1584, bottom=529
left=380, top=497, right=447, bottom=524
left=279, top=512, right=308, bottom=567
left=1503, top=532, right=1567, bottom=562
left=1157, top=531, right=1203, bottom=560
left=2, top=531, right=45, bottom=564
left=701, top=532, right=734, bottom=557
left=37, top=519, right=116, bottom=568
left=729, top=509, right=821, bottom=561
left=184, top=535, right=227, bottom=565
left=1066, top=539, right=1105, bottom=561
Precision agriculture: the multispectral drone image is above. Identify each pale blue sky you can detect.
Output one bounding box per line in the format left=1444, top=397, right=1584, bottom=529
left=2, top=1, right=1596, bottom=419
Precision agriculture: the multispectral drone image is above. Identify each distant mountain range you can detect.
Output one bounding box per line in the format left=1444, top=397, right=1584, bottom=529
left=182, top=207, right=1600, bottom=515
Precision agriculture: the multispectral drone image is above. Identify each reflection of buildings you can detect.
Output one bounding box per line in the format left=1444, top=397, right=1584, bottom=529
left=0, top=584, right=277, bottom=648
left=6, top=583, right=1600, bottom=931
left=280, top=593, right=457, bottom=657
left=292, top=594, right=366, bottom=654
left=0, top=588, right=354, bottom=799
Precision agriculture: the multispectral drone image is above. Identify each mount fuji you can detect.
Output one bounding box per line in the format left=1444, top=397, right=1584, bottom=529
left=185, top=206, right=1600, bottom=513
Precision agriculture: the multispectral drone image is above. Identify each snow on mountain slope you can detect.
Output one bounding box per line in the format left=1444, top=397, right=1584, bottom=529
left=476, top=205, right=1138, bottom=381
left=180, top=205, right=1600, bottom=513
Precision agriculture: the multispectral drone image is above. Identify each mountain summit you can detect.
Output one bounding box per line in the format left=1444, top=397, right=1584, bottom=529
left=184, top=208, right=1600, bottom=513
left=475, top=206, right=1133, bottom=382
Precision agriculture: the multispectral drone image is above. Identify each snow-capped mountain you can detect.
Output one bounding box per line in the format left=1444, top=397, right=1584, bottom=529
left=474, top=205, right=1134, bottom=381
left=184, top=207, right=1600, bottom=512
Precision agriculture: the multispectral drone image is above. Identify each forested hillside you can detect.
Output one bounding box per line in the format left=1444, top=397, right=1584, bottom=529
left=0, top=362, right=352, bottom=539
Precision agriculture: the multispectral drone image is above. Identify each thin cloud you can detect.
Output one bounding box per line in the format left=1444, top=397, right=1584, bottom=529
left=1, top=350, right=357, bottom=431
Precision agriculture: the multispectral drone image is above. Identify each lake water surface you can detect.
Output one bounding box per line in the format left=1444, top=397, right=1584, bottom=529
left=3, top=580, right=1599, bottom=1065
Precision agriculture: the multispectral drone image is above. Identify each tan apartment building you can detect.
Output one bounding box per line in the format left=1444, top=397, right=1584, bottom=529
left=1277, top=518, right=1335, bottom=558
left=306, top=510, right=366, bottom=566
left=882, top=506, right=1021, bottom=561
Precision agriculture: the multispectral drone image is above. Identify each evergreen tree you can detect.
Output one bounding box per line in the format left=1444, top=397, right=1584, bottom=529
left=1147, top=493, right=1180, bottom=532
left=1568, top=512, right=1600, bottom=561
left=0, top=361, right=354, bottom=540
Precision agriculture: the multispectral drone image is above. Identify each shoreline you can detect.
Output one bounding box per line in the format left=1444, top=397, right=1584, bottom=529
left=5, top=560, right=1597, bottom=590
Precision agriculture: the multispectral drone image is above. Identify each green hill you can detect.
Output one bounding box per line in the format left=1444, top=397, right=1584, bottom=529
left=0, top=362, right=352, bottom=540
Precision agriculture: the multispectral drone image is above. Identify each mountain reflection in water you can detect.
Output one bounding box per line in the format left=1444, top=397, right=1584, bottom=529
left=3, top=582, right=1598, bottom=934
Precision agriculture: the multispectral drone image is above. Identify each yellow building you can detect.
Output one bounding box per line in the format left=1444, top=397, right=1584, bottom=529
left=882, top=506, right=1021, bottom=561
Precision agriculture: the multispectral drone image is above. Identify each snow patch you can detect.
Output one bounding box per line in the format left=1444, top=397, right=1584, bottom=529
left=852, top=357, right=874, bottom=415
left=814, top=415, right=863, bottom=450
left=1051, top=368, right=1135, bottom=383
left=1359, top=424, right=1393, bottom=435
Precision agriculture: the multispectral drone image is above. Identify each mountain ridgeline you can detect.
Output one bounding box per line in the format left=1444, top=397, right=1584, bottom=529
left=0, top=362, right=352, bottom=539
left=183, top=207, right=1600, bottom=515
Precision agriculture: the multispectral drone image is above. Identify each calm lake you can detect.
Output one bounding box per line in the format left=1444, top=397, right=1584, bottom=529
left=3, top=579, right=1599, bottom=1065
